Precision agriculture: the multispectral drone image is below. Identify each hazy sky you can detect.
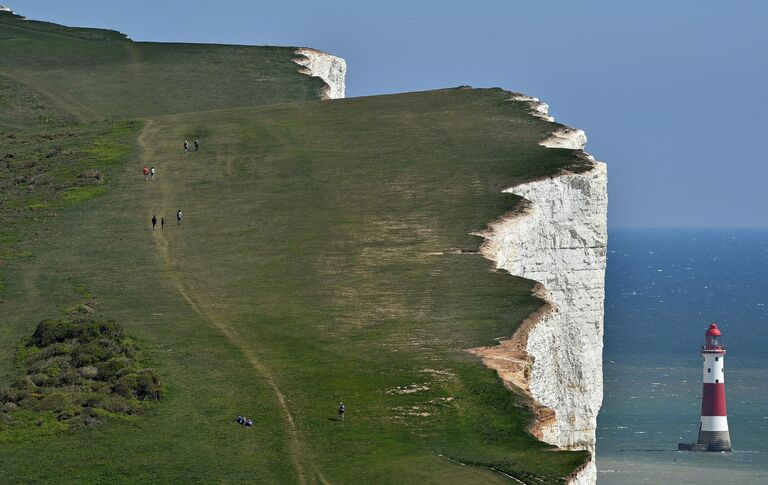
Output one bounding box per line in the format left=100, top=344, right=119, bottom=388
left=13, top=1, right=768, bottom=227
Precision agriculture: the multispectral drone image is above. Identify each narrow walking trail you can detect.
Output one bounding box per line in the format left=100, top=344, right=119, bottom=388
left=137, top=119, right=329, bottom=485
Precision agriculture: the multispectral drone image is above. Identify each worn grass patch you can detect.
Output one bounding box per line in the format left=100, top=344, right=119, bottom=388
left=61, top=185, right=107, bottom=203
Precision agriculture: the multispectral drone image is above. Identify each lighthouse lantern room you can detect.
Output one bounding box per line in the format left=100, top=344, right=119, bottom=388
left=678, top=322, right=732, bottom=452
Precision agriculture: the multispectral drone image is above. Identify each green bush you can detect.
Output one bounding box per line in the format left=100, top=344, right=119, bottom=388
left=30, top=373, right=52, bottom=387
left=0, top=388, right=18, bottom=404
left=11, top=376, right=36, bottom=391
left=29, top=319, right=122, bottom=347
left=1, top=314, right=162, bottom=437
left=18, top=397, right=41, bottom=412
left=60, top=369, right=83, bottom=386
left=2, top=402, right=19, bottom=413
left=96, top=356, right=133, bottom=381
left=114, top=369, right=162, bottom=401
left=39, top=393, right=69, bottom=413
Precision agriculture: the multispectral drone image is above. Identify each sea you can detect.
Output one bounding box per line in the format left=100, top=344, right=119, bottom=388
left=597, top=228, right=768, bottom=484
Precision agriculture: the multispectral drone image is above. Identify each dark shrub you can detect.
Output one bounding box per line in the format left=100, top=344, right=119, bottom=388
left=84, top=393, right=109, bottom=408
left=30, top=319, right=122, bottom=347
left=114, top=369, right=162, bottom=400
left=28, top=355, right=73, bottom=375
left=67, top=304, right=95, bottom=316
left=27, top=342, right=75, bottom=364
left=78, top=169, right=102, bottom=180
left=60, top=369, right=83, bottom=386
left=102, top=396, right=133, bottom=414
left=12, top=376, right=36, bottom=391
left=30, top=373, right=52, bottom=387
left=29, top=174, right=53, bottom=186
left=2, top=402, right=18, bottom=413
left=18, top=397, right=41, bottom=411
left=96, top=356, right=133, bottom=381
left=79, top=366, right=98, bottom=379
left=39, top=393, right=69, bottom=412
left=7, top=314, right=162, bottom=435
left=0, top=388, right=18, bottom=404
left=30, top=319, right=72, bottom=347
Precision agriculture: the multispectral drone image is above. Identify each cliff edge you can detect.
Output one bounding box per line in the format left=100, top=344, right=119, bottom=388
left=293, top=48, right=347, bottom=99
left=470, top=95, right=607, bottom=484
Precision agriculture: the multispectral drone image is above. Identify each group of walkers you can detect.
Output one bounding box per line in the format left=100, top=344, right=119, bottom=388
left=150, top=210, right=182, bottom=230
left=146, top=138, right=199, bottom=231
left=143, top=165, right=156, bottom=181
left=147, top=139, right=352, bottom=429
left=233, top=403, right=345, bottom=430
left=183, top=139, right=200, bottom=153
left=236, top=416, right=254, bottom=428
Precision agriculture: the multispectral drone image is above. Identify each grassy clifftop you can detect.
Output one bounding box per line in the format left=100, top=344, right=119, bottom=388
left=0, top=12, right=590, bottom=484
left=0, top=10, right=326, bottom=121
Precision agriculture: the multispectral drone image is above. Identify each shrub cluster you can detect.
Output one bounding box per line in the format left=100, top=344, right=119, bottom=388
left=0, top=317, right=162, bottom=432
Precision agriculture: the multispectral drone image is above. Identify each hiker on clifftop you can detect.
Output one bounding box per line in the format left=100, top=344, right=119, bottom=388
left=176, top=209, right=183, bottom=226
left=151, top=215, right=157, bottom=230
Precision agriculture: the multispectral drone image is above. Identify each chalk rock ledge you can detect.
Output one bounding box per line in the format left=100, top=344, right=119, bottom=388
left=470, top=95, right=607, bottom=485
left=293, top=48, right=346, bottom=100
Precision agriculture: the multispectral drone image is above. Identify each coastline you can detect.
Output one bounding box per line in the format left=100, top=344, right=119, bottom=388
left=469, top=94, right=608, bottom=484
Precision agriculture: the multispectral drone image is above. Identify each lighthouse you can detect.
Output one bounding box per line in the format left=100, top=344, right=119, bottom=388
left=678, top=322, right=732, bottom=452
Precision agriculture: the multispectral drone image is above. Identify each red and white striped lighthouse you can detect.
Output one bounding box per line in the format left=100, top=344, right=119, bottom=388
left=679, top=322, right=732, bottom=452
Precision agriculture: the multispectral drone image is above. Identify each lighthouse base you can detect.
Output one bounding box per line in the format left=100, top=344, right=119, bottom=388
left=678, top=431, right=732, bottom=452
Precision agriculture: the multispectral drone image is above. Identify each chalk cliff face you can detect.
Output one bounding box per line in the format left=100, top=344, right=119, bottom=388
left=293, top=48, right=346, bottom=99
left=470, top=97, right=607, bottom=484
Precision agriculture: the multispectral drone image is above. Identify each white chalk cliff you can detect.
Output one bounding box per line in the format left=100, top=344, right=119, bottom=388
left=293, top=48, right=346, bottom=100
left=470, top=96, right=607, bottom=484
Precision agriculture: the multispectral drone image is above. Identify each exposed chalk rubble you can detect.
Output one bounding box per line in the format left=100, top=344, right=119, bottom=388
left=509, top=94, right=555, bottom=122
left=293, top=48, right=346, bottom=100
left=540, top=127, right=588, bottom=150
left=470, top=96, right=607, bottom=484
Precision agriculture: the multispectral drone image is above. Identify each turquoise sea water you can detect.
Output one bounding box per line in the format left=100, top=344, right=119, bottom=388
left=597, top=229, right=768, bottom=484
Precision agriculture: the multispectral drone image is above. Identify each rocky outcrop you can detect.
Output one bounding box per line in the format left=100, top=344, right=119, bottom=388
left=293, top=48, right=346, bottom=100
left=469, top=96, right=607, bottom=484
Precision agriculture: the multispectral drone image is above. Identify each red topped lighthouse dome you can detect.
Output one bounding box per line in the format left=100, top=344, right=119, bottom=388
left=703, top=322, right=725, bottom=353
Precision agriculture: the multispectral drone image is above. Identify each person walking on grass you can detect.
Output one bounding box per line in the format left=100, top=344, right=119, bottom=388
left=143, top=165, right=149, bottom=180
left=151, top=215, right=157, bottom=230
left=150, top=166, right=156, bottom=180
left=184, top=140, right=189, bottom=153
left=338, top=402, right=345, bottom=421
left=194, top=139, right=200, bottom=151
left=176, top=209, right=183, bottom=226
left=161, top=217, right=165, bottom=230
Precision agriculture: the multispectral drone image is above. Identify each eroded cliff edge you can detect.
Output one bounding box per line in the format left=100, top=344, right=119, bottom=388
left=293, top=48, right=347, bottom=99
left=469, top=95, right=607, bottom=485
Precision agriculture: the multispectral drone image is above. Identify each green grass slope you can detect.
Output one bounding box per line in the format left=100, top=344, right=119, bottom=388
left=0, top=12, right=592, bottom=485
left=0, top=11, right=326, bottom=121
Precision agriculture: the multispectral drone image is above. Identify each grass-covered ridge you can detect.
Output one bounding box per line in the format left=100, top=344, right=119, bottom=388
left=0, top=10, right=327, bottom=120
left=0, top=310, right=162, bottom=441
left=0, top=11, right=594, bottom=485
